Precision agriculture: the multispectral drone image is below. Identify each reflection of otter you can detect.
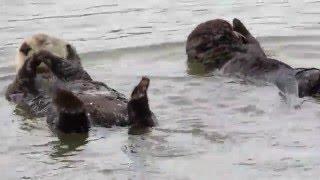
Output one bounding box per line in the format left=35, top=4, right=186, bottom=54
left=6, top=34, right=156, bottom=134
left=186, top=19, right=320, bottom=97
left=51, top=133, right=89, bottom=158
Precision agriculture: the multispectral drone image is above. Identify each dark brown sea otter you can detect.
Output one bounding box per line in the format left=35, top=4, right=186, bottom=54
left=186, top=18, right=320, bottom=98
left=6, top=34, right=156, bottom=134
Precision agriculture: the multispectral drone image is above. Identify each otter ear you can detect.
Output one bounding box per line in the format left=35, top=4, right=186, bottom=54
left=19, top=42, right=32, bottom=56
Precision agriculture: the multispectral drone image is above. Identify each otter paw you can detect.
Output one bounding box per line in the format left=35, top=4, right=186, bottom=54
left=23, top=55, right=42, bottom=74
left=34, top=50, right=53, bottom=61
left=232, top=18, right=249, bottom=36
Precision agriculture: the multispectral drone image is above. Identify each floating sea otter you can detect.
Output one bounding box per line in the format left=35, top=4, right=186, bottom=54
left=186, top=19, right=320, bottom=98
left=6, top=33, right=156, bottom=134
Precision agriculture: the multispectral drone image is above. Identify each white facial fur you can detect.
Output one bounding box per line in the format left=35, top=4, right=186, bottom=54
left=15, top=33, right=70, bottom=72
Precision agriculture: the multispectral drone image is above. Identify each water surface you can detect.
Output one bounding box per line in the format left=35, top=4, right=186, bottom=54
left=1, top=0, right=320, bottom=179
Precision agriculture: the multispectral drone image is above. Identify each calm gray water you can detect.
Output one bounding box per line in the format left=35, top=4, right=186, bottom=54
left=1, top=0, right=320, bottom=179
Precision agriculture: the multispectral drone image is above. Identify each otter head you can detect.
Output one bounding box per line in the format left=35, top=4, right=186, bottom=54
left=15, top=33, right=80, bottom=74
left=127, top=77, right=155, bottom=133
left=186, top=19, right=246, bottom=67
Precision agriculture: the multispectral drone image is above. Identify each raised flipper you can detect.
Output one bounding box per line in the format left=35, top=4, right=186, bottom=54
left=232, top=18, right=266, bottom=57
left=48, top=83, right=90, bottom=133
left=232, top=18, right=252, bottom=37
left=34, top=50, right=92, bottom=82
left=127, top=77, right=156, bottom=134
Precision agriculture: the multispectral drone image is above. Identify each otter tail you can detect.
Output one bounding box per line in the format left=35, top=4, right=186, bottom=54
left=52, top=83, right=90, bottom=133
left=127, top=77, right=156, bottom=134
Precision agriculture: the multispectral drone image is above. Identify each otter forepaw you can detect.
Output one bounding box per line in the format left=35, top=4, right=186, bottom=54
left=52, top=84, right=90, bottom=133
left=20, top=55, right=42, bottom=76
left=232, top=18, right=250, bottom=37
left=33, top=50, right=53, bottom=62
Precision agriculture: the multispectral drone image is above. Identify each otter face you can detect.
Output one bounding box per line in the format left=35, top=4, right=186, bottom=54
left=15, top=33, right=79, bottom=73
left=186, top=19, right=244, bottom=62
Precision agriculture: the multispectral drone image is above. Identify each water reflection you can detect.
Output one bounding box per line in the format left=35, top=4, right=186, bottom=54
left=128, top=126, right=152, bottom=135
left=2, top=0, right=320, bottom=179
left=187, top=61, right=208, bottom=75
left=50, top=132, right=88, bottom=158
left=187, top=60, right=217, bottom=76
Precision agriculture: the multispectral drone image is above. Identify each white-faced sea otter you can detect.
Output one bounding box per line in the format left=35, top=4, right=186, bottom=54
left=186, top=18, right=320, bottom=98
left=6, top=33, right=156, bottom=134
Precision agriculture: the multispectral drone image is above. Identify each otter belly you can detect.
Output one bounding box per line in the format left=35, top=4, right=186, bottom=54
left=78, top=94, right=128, bottom=127
left=62, top=80, right=129, bottom=127
left=221, top=55, right=299, bottom=96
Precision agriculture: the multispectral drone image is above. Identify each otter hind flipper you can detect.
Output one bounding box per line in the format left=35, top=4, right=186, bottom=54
left=52, top=85, right=90, bottom=133
left=128, top=77, right=156, bottom=134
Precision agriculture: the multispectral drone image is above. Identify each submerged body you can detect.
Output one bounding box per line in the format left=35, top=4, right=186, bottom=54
left=186, top=19, right=320, bottom=97
left=6, top=34, right=155, bottom=133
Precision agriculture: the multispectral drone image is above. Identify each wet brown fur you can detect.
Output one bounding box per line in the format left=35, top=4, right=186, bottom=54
left=7, top=34, right=156, bottom=133
left=186, top=18, right=320, bottom=97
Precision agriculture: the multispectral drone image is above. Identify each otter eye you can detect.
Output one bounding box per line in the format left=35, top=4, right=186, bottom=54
left=19, top=42, right=32, bottom=56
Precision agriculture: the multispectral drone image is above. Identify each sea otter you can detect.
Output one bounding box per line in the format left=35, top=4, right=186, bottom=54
left=186, top=18, right=320, bottom=98
left=6, top=34, right=156, bottom=134
left=14, top=33, right=82, bottom=73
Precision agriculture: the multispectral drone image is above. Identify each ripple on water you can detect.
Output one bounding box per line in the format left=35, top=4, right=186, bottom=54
left=1, top=0, right=320, bottom=179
